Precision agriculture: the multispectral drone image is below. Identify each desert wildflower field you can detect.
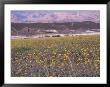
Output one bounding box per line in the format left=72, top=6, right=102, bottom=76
left=11, top=34, right=100, bottom=77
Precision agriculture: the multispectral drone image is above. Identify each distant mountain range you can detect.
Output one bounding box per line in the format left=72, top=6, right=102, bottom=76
left=11, top=21, right=100, bottom=36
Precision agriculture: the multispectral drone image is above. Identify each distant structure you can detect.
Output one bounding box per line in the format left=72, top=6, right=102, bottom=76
left=26, top=27, right=31, bottom=37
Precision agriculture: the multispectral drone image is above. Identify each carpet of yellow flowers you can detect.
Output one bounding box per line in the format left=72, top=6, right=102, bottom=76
left=11, top=34, right=100, bottom=77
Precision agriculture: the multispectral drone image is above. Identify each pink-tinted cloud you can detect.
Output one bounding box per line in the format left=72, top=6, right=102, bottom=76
left=11, top=10, right=100, bottom=23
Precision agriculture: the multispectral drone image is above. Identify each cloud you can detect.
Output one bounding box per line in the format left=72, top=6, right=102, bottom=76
left=11, top=10, right=100, bottom=23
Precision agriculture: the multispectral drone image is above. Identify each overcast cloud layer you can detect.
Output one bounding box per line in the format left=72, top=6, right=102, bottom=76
left=11, top=10, right=100, bottom=23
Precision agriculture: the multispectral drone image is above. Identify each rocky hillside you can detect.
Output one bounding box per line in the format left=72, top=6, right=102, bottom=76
left=11, top=21, right=100, bottom=36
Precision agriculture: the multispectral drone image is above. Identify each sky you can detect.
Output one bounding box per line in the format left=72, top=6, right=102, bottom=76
left=11, top=10, right=100, bottom=23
